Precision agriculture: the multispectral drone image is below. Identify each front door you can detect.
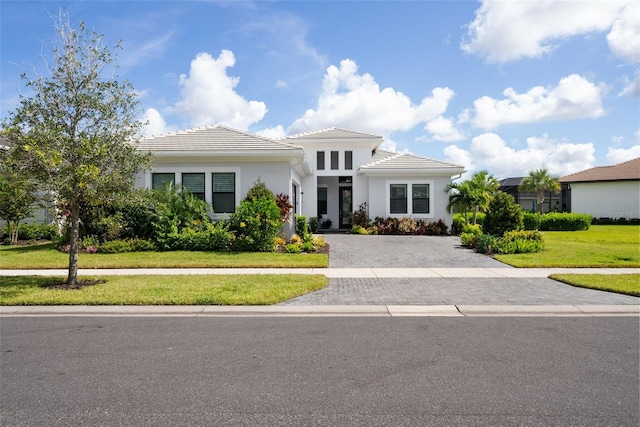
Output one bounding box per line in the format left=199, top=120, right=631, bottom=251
left=339, top=187, right=352, bottom=229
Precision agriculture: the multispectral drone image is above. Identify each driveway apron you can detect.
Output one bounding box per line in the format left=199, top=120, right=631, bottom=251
left=281, top=234, right=640, bottom=306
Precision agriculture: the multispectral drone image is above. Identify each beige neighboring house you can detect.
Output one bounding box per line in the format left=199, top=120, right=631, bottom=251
left=559, top=158, right=640, bottom=219
left=136, top=125, right=466, bottom=232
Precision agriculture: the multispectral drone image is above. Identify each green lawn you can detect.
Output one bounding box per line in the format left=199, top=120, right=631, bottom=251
left=0, top=274, right=328, bottom=305
left=494, top=225, right=640, bottom=268
left=549, top=274, right=640, bottom=297
left=0, top=243, right=328, bottom=269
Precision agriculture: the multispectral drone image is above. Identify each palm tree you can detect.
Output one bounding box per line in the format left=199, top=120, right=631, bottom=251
left=445, top=170, right=499, bottom=225
left=519, top=168, right=561, bottom=214
left=467, top=170, right=500, bottom=222
left=445, top=180, right=474, bottom=223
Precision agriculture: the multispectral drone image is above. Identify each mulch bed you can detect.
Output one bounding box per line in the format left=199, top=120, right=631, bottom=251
left=40, top=279, right=106, bottom=290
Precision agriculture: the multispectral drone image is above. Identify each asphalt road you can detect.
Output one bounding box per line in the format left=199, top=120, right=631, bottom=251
left=1, top=317, right=638, bottom=426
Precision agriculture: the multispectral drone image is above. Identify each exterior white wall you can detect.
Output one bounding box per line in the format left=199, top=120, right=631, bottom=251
left=368, top=175, right=454, bottom=226
left=138, top=160, right=294, bottom=217
left=570, top=181, right=640, bottom=219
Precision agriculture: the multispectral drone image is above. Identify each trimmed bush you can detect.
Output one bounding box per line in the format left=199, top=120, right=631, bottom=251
left=14, top=223, right=59, bottom=241
left=295, top=214, right=309, bottom=237
left=350, top=225, right=370, bottom=235
left=483, top=191, right=523, bottom=236
left=372, top=217, right=448, bottom=236
left=230, top=183, right=281, bottom=252
left=523, top=212, right=541, bottom=230
left=309, top=217, right=319, bottom=233
left=452, top=212, right=485, bottom=234
left=538, top=212, right=591, bottom=231
left=158, top=222, right=234, bottom=252
left=592, top=217, right=640, bottom=225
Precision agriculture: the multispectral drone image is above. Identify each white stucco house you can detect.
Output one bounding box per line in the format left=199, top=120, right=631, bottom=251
left=135, top=125, right=465, bottom=231
left=559, top=158, right=640, bottom=219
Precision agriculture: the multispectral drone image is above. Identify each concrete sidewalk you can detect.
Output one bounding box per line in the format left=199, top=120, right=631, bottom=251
left=1, top=304, right=638, bottom=317
left=1, top=267, right=639, bottom=277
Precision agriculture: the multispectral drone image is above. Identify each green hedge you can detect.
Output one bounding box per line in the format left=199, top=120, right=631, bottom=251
left=524, top=212, right=592, bottom=231
left=3, top=223, right=60, bottom=241
left=452, top=212, right=485, bottom=234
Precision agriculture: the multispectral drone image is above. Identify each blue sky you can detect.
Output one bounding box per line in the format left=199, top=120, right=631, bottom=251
left=1, top=0, right=638, bottom=178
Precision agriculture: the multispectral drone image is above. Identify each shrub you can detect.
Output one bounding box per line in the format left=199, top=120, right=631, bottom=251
left=159, top=222, right=234, bottom=251
left=372, top=217, right=448, bottom=236
left=460, top=232, right=479, bottom=248
left=230, top=183, right=281, bottom=252
left=475, top=234, right=498, bottom=254
left=295, top=214, right=309, bottom=237
left=320, top=218, right=332, bottom=229
left=494, top=230, right=544, bottom=254
left=538, top=212, right=591, bottom=231
left=275, top=193, right=293, bottom=223
left=285, top=243, right=302, bottom=253
left=452, top=212, right=486, bottom=234
left=309, top=217, right=319, bottom=233
left=483, top=191, right=523, bottom=236
left=129, top=238, right=157, bottom=252
left=312, top=235, right=326, bottom=249
left=244, top=178, right=274, bottom=201
left=16, top=223, right=59, bottom=241
left=351, top=202, right=370, bottom=228
left=523, top=212, right=541, bottom=230
left=350, top=225, right=370, bottom=235
left=424, top=219, right=449, bottom=236
left=592, top=217, right=640, bottom=225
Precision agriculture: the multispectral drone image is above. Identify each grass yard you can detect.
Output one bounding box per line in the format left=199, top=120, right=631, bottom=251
left=0, top=243, right=328, bottom=269
left=549, top=274, right=640, bottom=297
left=494, top=225, right=640, bottom=268
left=0, top=274, right=328, bottom=305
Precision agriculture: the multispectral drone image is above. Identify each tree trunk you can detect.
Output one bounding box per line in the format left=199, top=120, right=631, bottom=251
left=536, top=192, right=545, bottom=214
left=11, top=221, right=19, bottom=245
left=472, top=207, right=478, bottom=225
left=67, top=204, right=80, bottom=287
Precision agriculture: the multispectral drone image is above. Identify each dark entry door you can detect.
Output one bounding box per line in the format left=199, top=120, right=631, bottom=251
left=339, top=187, right=352, bottom=229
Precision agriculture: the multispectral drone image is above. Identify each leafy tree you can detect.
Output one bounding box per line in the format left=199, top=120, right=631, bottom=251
left=2, top=15, right=151, bottom=286
left=483, top=191, right=524, bottom=236
left=445, top=170, right=499, bottom=225
left=519, top=168, right=561, bottom=214
left=0, top=173, right=39, bottom=244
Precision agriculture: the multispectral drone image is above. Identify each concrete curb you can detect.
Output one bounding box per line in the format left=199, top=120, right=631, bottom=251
left=1, top=304, right=637, bottom=317
left=1, top=267, right=639, bottom=278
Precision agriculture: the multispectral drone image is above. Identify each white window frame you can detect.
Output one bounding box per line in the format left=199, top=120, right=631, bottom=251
left=385, top=179, right=434, bottom=218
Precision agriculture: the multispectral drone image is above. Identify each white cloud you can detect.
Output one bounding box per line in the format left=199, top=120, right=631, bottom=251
left=289, top=59, right=455, bottom=136
left=276, top=80, right=288, bottom=89
left=444, top=133, right=595, bottom=178
left=120, top=30, right=176, bottom=70
left=607, top=2, right=640, bottom=63
left=611, top=135, right=625, bottom=144
left=619, top=73, right=640, bottom=97
left=607, top=145, right=640, bottom=164
left=461, top=0, right=632, bottom=63
left=172, top=50, right=267, bottom=130
left=425, top=116, right=466, bottom=142
left=255, top=125, right=286, bottom=139
left=142, top=108, right=175, bottom=136
left=472, top=74, right=606, bottom=130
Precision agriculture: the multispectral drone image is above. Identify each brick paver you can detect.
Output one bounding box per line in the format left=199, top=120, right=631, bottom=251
left=280, top=277, right=640, bottom=305
left=281, top=234, right=640, bottom=306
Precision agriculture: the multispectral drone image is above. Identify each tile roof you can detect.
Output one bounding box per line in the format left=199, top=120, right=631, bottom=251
left=559, top=158, right=640, bottom=183
left=359, top=152, right=464, bottom=172
left=284, top=127, right=382, bottom=141
left=138, top=125, right=302, bottom=153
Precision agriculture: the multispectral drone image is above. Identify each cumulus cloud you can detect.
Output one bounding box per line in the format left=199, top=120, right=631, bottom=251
left=142, top=108, right=175, bottom=136
left=461, top=0, right=633, bottom=63
left=607, top=145, right=640, bottom=164
left=172, top=50, right=267, bottom=130
left=425, top=116, right=466, bottom=142
left=255, top=125, right=286, bottom=139
left=472, top=74, right=606, bottom=130
left=288, top=59, right=456, bottom=137
left=607, top=2, right=640, bottom=63
left=444, top=133, right=595, bottom=178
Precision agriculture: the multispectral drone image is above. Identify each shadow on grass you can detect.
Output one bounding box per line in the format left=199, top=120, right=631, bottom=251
left=0, top=242, right=57, bottom=254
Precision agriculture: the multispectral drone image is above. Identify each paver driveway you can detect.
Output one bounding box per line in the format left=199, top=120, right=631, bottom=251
left=281, top=234, right=640, bottom=306
left=322, top=234, right=509, bottom=268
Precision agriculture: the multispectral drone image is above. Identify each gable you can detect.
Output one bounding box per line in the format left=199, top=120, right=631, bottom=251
left=359, top=152, right=465, bottom=176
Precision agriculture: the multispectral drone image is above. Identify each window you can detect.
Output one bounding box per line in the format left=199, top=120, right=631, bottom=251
left=317, top=187, right=327, bottom=215
left=292, top=183, right=298, bottom=214
left=317, top=151, right=325, bottom=170
left=152, top=173, right=175, bottom=191
left=182, top=173, right=205, bottom=200
left=212, top=172, right=235, bottom=213
left=331, top=151, right=339, bottom=170
left=338, top=176, right=352, bottom=184
left=412, top=184, right=429, bottom=214
left=390, top=184, right=407, bottom=214
left=345, top=151, right=353, bottom=170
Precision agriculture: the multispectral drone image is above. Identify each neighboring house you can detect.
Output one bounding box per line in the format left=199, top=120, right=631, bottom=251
left=559, top=158, right=640, bottom=219
left=136, top=125, right=465, bottom=231
left=499, top=177, right=561, bottom=213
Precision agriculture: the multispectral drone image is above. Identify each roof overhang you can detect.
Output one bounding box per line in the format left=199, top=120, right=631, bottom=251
left=358, top=167, right=465, bottom=177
